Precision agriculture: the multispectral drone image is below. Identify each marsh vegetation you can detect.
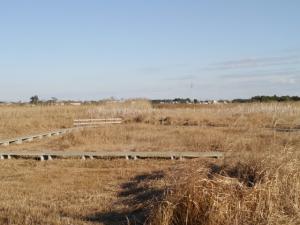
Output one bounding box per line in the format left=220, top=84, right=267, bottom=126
left=0, top=101, right=299, bottom=224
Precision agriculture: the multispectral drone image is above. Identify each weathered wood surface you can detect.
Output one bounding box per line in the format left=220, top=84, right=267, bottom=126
left=0, top=128, right=76, bottom=147
left=74, top=118, right=123, bottom=127
left=0, top=151, right=223, bottom=160
left=74, top=121, right=122, bottom=126
left=74, top=118, right=122, bottom=122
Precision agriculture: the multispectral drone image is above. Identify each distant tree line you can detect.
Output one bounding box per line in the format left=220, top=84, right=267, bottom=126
left=232, top=95, right=300, bottom=103
left=152, top=98, right=199, bottom=104
left=152, top=95, right=300, bottom=104
left=29, top=95, right=58, bottom=105
left=27, top=95, right=108, bottom=105
left=2, top=95, right=299, bottom=106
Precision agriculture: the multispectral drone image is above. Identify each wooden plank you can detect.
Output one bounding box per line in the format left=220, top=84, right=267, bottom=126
left=74, top=121, right=122, bottom=126
left=74, top=118, right=122, bottom=122
left=0, top=121, right=73, bottom=144
left=74, top=121, right=122, bottom=123
left=0, top=151, right=223, bottom=160
left=0, top=129, right=69, bottom=147
left=73, top=118, right=123, bottom=127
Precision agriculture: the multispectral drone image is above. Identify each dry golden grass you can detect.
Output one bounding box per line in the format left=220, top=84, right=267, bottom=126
left=147, top=150, right=300, bottom=225
left=0, top=105, right=91, bottom=139
left=1, top=101, right=300, bottom=140
left=3, top=124, right=300, bottom=157
left=0, top=101, right=300, bottom=224
left=0, top=159, right=179, bottom=225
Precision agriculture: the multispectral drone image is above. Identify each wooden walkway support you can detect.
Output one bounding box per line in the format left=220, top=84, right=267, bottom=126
left=0, top=151, right=223, bottom=161
left=73, top=118, right=122, bottom=127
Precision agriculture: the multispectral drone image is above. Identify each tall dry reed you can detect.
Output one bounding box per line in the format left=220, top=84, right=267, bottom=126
left=148, top=149, right=300, bottom=225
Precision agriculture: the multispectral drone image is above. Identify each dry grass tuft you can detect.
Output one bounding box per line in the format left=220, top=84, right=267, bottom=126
left=148, top=151, right=300, bottom=225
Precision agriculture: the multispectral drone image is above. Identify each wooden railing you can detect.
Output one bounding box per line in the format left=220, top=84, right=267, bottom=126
left=73, top=118, right=123, bottom=127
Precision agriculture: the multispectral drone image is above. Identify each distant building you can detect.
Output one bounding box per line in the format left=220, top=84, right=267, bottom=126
left=56, top=102, right=65, bottom=106
left=70, top=102, right=81, bottom=106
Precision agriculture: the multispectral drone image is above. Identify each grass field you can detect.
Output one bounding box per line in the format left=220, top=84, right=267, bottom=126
left=0, top=101, right=299, bottom=224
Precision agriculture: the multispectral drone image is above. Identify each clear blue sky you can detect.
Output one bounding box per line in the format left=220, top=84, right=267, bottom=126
left=0, top=0, right=299, bottom=101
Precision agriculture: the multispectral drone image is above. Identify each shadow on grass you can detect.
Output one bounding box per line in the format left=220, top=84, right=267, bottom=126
left=85, top=170, right=165, bottom=225
left=208, top=162, right=265, bottom=188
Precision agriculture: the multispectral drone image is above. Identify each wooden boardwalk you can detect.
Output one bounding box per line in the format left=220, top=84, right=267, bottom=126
left=74, top=118, right=122, bottom=127
left=0, top=151, right=223, bottom=160
left=0, top=118, right=123, bottom=147
left=0, top=128, right=76, bottom=147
